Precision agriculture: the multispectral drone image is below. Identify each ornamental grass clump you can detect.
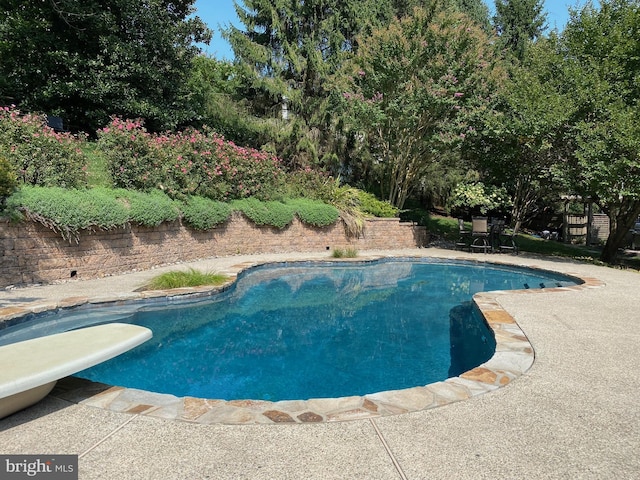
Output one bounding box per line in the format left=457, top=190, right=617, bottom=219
left=325, top=181, right=365, bottom=238
left=145, top=268, right=229, bottom=290
left=331, top=247, right=358, bottom=258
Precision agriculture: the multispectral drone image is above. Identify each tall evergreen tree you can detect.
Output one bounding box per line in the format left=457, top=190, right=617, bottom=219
left=225, top=0, right=392, bottom=122
left=493, top=0, right=547, bottom=60
left=225, top=0, right=492, bottom=170
left=456, top=0, right=491, bottom=31
left=224, top=0, right=393, bottom=168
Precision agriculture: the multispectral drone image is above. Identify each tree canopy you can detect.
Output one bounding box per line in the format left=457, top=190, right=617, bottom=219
left=339, top=3, right=505, bottom=209
left=555, top=0, right=640, bottom=262
left=493, top=0, right=547, bottom=60
left=225, top=0, right=392, bottom=123
left=0, top=0, right=211, bottom=132
left=478, top=38, right=571, bottom=233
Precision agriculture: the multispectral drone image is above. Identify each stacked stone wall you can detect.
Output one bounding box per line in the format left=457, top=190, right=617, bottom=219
left=0, top=214, right=427, bottom=287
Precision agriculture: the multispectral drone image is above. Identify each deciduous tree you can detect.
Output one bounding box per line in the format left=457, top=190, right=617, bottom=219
left=557, top=0, right=640, bottom=262
left=340, top=3, right=505, bottom=208
left=477, top=39, right=571, bottom=232
left=0, top=0, right=211, bottom=132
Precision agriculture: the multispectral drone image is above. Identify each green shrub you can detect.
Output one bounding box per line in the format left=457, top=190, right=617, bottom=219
left=357, top=191, right=399, bottom=218
left=278, top=169, right=335, bottom=200
left=0, top=106, right=88, bottom=188
left=447, top=181, right=511, bottom=215
left=286, top=198, right=340, bottom=226
left=144, top=268, right=229, bottom=290
left=113, top=189, right=180, bottom=226
left=5, top=187, right=341, bottom=239
left=7, top=187, right=180, bottom=239
left=7, top=186, right=129, bottom=241
left=97, top=118, right=284, bottom=200
left=231, top=197, right=295, bottom=229
left=181, top=196, right=233, bottom=230
left=0, top=156, right=18, bottom=201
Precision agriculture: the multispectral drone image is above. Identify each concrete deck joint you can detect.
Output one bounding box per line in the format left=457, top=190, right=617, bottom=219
left=78, top=413, right=140, bottom=459
left=370, top=418, right=408, bottom=480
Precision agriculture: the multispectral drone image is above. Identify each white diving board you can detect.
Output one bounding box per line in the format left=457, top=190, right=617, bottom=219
left=0, top=323, right=152, bottom=419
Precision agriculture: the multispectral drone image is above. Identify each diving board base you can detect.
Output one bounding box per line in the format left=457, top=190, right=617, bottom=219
left=0, top=323, right=152, bottom=419
left=0, top=381, right=57, bottom=419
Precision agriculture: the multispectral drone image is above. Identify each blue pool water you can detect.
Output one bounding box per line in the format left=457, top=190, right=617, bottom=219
left=0, top=259, right=579, bottom=401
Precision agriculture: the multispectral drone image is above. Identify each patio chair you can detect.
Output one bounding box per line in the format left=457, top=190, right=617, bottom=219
left=470, top=216, right=490, bottom=253
left=498, top=225, right=519, bottom=254
left=489, top=218, right=505, bottom=252
left=455, top=218, right=471, bottom=251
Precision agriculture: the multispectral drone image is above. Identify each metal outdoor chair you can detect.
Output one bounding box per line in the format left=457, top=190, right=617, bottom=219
left=455, top=218, right=471, bottom=251
left=488, top=218, right=505, bottom=252
left=498, top=225, right=519, bottom=254
left=470, top=216, right=490, bottom=253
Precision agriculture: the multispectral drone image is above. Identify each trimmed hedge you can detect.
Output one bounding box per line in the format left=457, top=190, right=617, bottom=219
left=231, top=197, right=295, bottom=229
left=181, top=196, right=233, bottom=230
left=5, top=187, right=348, bottom=239
left=112, top=189, right=180, bottom=226
left=7, top=186, right=129, bottom=241
left=286, top=198, right=340, bottom=227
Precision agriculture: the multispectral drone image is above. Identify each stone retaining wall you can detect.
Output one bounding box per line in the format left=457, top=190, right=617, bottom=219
left=0, top=214, right=427, bottom=287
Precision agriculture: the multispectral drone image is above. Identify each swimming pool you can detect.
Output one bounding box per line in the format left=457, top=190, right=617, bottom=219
left=0, top=258, right=580, bottom=403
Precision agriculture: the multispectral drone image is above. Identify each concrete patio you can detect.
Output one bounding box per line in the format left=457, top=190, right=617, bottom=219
left=1, top=248, right=639, bottom=479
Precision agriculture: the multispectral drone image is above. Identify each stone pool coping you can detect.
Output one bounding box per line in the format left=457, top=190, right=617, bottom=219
left=0, top=255, right=604, bottom=425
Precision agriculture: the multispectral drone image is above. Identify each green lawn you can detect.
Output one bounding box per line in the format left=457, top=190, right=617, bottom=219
left=421, top=213, right=615, bottom=263
left=82, top=142, right=111, bottom=187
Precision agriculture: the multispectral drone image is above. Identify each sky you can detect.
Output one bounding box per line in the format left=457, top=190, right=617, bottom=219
left=193, top=0, right=593, bottom=60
